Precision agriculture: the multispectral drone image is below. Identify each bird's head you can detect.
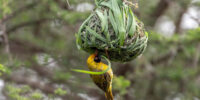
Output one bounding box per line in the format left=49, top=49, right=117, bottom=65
left=94, top=54, right=101, bottom=63
left=88, top=53, right=101, bottom=63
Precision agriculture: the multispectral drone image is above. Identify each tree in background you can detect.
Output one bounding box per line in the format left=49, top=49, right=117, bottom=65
left=0, top=0, right=200, bottom=100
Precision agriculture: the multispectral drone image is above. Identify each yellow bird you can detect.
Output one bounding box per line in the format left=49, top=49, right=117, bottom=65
left=87, top=53, right=114, bottom=100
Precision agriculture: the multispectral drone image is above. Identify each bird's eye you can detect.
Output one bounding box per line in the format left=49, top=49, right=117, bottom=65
left=94, top=55, right=101, bottom=63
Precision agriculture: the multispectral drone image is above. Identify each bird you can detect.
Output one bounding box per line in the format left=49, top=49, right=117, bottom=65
left=87, top=53, right=114, bottom=100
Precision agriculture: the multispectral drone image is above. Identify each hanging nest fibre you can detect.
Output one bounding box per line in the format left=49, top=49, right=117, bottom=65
left=76, top=0, right=148, bottom=62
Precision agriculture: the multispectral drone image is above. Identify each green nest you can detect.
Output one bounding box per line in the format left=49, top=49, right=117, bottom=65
left=76, top=0, right=148, bottom=62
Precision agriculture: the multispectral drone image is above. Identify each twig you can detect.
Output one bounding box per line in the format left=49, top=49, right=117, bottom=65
left=65, top=0, right=71, bottom=9
left=189, top=15, right=200, bottom=25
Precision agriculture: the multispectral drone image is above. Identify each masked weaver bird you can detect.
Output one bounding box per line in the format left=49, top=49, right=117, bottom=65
left=87, top=53, right=114, bottom=100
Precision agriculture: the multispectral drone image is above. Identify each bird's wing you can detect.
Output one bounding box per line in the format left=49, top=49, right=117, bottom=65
left=91, top=72, right=111, bottom=92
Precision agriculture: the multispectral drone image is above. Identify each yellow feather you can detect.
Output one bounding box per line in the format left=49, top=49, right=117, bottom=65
left=87, top=54, right=113, bottom=100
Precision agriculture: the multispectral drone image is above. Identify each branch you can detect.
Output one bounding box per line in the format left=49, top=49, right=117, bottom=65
left=54, top=0, right=71, bottom=10
left=6, top=18, right=51, bottom=34
left=152, top=0, right=171, bottom=17
left=175, top=0, right=192, bottom=34
left=175, top=8, right=188, bottom=34
left=189, top=14, right=200, bottom=25
left=0, top=2, right=38, bottom=23
left=151, top=0, right=172, bottom=25
left=150, top=47, right=181, bottom=65
left=10, top=38, right=46, bottom=54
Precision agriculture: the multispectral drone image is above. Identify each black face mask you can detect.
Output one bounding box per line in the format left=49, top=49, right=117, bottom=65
left=94, top=54, right=101, bottom=63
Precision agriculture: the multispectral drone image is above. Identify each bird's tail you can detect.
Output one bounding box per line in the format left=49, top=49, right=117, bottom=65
left=105, top=87, right=113, bottom=100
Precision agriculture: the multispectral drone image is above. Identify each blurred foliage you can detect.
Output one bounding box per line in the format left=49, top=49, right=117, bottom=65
left=30, top=92, right=43, bottom=100
left=0, top=64, right=9, bottom=76
left=54, top=88, right=67, bottom=96
left=131, top=28, right=200, bottom=100
left=5, top=84, right=31, bottom=100
left=0, top=0, right=200, bottom=100
left=113, top=76, right=131, bottom=95
left=53, top=71, right=71, bottom=81
left=0, top=0, right=12, bottom=17
left=0, top=64, right=5, bottom=75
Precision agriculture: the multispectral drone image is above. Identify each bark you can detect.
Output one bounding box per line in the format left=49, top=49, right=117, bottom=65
left=175, top=8, right=188, bottom=34
left=151, top=0, right=172, bottom=25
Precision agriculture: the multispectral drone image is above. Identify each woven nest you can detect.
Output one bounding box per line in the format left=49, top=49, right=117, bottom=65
left=76, top=0, right=148, bottom=62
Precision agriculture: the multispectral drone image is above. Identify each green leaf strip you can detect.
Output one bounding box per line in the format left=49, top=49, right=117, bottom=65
left=71, top=56, right=111, bottom=75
